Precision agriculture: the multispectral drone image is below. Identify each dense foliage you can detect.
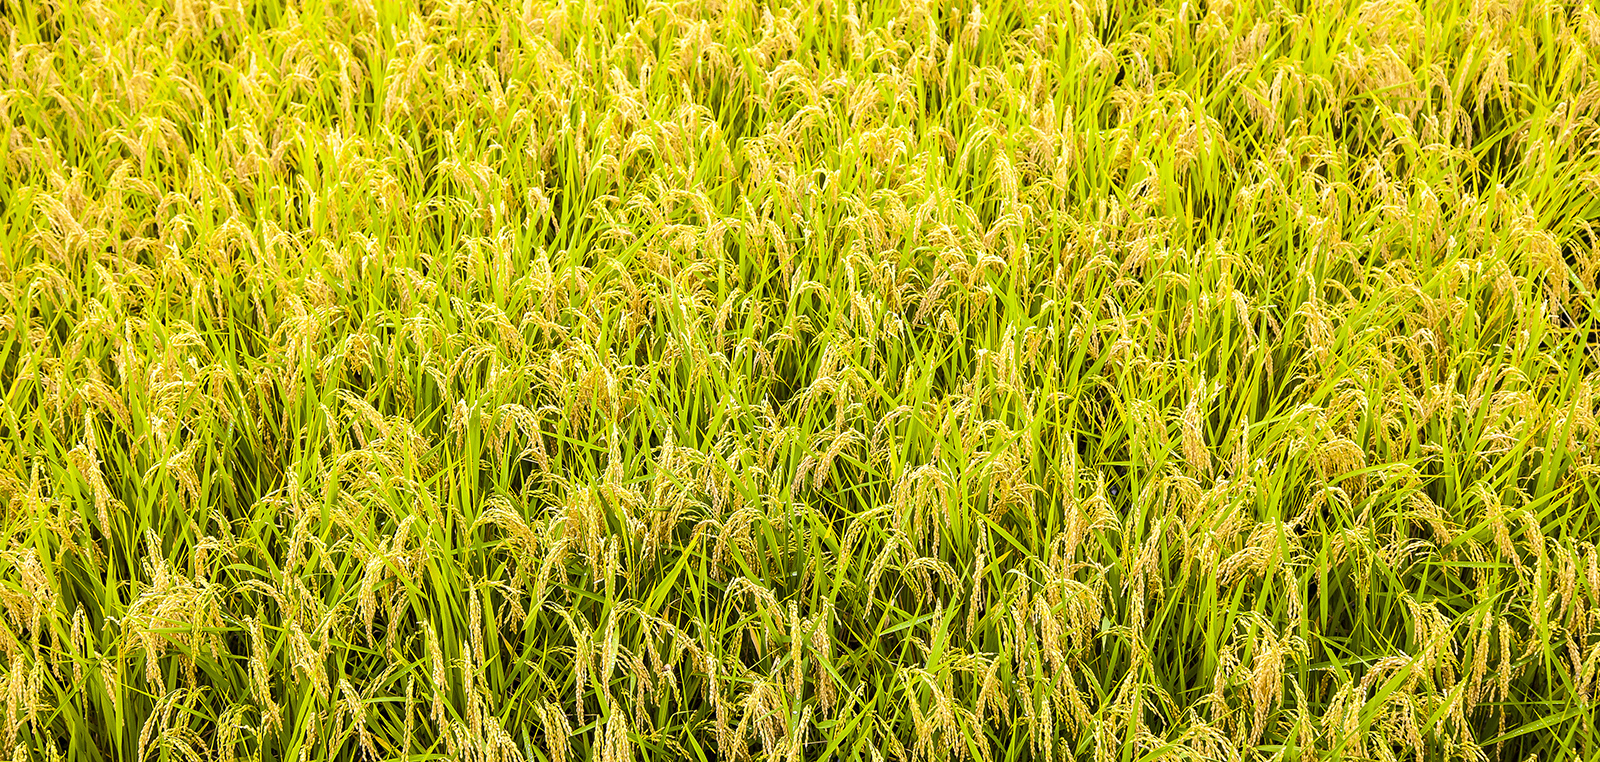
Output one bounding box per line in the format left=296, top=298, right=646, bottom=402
left=2, top=0, right=1599, bottom=759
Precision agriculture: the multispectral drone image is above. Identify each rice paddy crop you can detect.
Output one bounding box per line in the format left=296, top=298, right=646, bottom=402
left=3, top=0, right=1600, bottom=759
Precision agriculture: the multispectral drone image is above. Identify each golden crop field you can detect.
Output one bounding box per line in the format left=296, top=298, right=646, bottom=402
left=3, top=0, right=1599, bottom=759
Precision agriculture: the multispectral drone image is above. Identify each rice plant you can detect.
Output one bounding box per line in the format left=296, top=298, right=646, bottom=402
left=2, top=0, right=1598, bottom=760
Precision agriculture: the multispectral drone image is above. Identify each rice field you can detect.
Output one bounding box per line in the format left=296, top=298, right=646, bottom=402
left=3, top=0, right=1600, bottom=759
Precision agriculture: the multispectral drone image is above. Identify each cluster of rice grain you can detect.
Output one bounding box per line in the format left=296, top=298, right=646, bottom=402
left=2, top=0, right=1598, bottom=759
